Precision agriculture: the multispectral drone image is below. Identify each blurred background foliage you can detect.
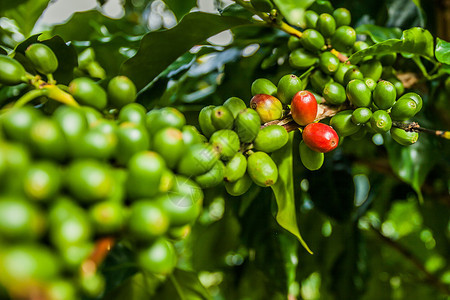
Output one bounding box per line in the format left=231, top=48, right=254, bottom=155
left=0, top=0, right=449, bottom=299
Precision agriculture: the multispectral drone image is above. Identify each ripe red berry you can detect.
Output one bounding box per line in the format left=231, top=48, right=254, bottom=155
left=302, top=123, right=339, bottom=153
left=291, top=90, right=318, bottom=126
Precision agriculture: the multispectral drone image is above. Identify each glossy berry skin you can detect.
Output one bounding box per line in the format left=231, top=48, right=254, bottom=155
left=25, top=43, right=58, bottom=75
left=0, top=55, right=26, bottom=85
left=107, top=76, right=136, bottom=109
left=289, top=48, right=319, bottom=70
left=291, top=91, right=318, bottom=126
left=250, top=94, right=283, bottom=123
left=302, top=123, right=339, bottom=153
left=333, top=8, right=351, bottom=27
left=301, top=29, right=325, bottom=52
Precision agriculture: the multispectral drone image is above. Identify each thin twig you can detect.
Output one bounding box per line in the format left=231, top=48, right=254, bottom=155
left=393, top=121, right=450, bottom=140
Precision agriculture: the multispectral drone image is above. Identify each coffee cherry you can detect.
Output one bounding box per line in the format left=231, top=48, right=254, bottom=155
left=398, top=92, right=422, bottom=112
left=28, top=118, right=67, bottom=161
left=89, top=201, right=124, bottom=234
left=353, top=41, right=370, bottom=52
left=288, top=36, right=302, bottom=50
left=23, top=161, right=61, bottom=202
left=211, top=105, right=234, bottom=130
left=254, top=124, right=288, bottom=153
left=223, top=97, right=247, bottom=118
left=198, top=105, right=217, bottom=138
left=0, top=55, right=26, bottom=85
left=304, top=10, right=319, bottom=28
left=301, top=29, right=325, bottom=52
left=364, top=78, right=377, bottom=91
left=250, top=94, right=283, bottom=123
left=177, top=143, right=219, bottom=176
left=390, top=127, right=419, bottom=145
left=370, top=110, right=392, bottom=133
left=115, top=122, right=150, bottom=165
left=2, top=106, right=42, bottom=143
left=373, top=80, right=396, bottom=110
left=153, top=127, right=185, bottom=169
left=317, top=13, right=336, bottom=38
left=52, top=106, right=88, bottom=149
left=235, top=108, right=261, bottom=143
left=107, top=76, right=136, bottom=109
left=225, top=173, right=253, bottom=196
left=343, top=67, right=364, bottom=85
left=128, top=200, right=169, bottom=241
left=302, top=122, right=339, bottom=153
left=310, top=70, right=333, bottom=93
left=182, top=125, right=204, bottom=146
left=323, top=81, right=346, bottom=105
left=291, top=90, right=318, bottom=126
left=25, top=43, right=58, bottom=75
left=194, top=160, right=224, bottom=189
left=359, top=59, right=382, bottom=81
left=277, top=74, right=303, bottom=105
left=390, top=98, right=418, bottom=121
left=386, top=76, right=405, bottom=96
left=299, top=140, right=324, bottom=171
left=376, top=52, right=397, bottom=66
left=247, top=151, right=278, bottom=187
left=224, top=152, right=247, bottom=182
left=69, top=78, right=107, bottom=110
left=210, top=129, right=240, bottom=160
left=289, top=48, right=319, bottom=69
left=333, top=8, right=351, bottom=27
left=351, top=107, right=372, bottom=124
left=346, top=79, right=372, bottom=107
left=138, top=238, right=177, bottom=275
left=319, top=52, right=340, bottom=74
left=333, top=63, right=352, bottom=84
left=331, top=26, right=356, bottom=52
left=118, top=103, right=146, bottom=126
left=146, top=107, right=186, bottom=136
left=251, top=78, right=277, bottom=96
left=330, top=110, right=360, bottom=137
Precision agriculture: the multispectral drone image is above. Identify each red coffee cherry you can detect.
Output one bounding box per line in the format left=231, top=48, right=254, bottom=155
left=302, top=123, right=339, bottom=153
left=291, top=91, right=318, bottom=126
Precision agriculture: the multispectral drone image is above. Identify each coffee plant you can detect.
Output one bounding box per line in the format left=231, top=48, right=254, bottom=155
left=0, top=0, right=449, bottom=299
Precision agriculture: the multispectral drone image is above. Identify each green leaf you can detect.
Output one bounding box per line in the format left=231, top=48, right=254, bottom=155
left=2, top=0, right=50, bottom=37
left=272, top=0, right=315, bottom=28
left=271, top=132, right=313, bottom=254
left=154, top=269, right=211, bottom=300
left=104, top=272, right=161, bottom=300
left=221, top=3, right=254, bottom=20
left=349, top=27, right=434, bottom=64
left=356, top=24, right=402, bottom=43
left=435, top=38, right=450, bottom=64
left=162, top=0, right=196, bottom=21
left=120, top=12, right=252, bottom=90
left=385, top=134, right=438, bottom=203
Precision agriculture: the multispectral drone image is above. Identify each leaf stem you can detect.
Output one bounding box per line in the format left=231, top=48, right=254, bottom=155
left=13, top=89, right=48, bottom=108
left=169, top=273, right=188, bottom=300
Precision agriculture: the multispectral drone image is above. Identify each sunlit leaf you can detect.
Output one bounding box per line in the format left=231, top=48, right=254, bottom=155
left=2, top=0, right=50, bottom=37
left=356, top=24, right=402, bottom=43
left=271, top=132, right=313, bottom=254
left=272, top=0, right=315, bottom=28
left=435, top=38, right=450, bottom=64
left=162, top=0, right=196, bottom=21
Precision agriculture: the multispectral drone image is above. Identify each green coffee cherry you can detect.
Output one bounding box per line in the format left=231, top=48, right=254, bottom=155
left=301, top=29, right=325, bottom=52
left=52, top=106, right=88, bottom=150
left=210, top=129, right=240, bottom=160
left=23, top=161, right=61, bottom=202
left=370, top=110, right=392, bottom=133
left=250, top=0, right=273, bottom=12
left=25, top=43, right=58, bottom=75
left=28, top=118, right=67, bottom=161
left=310, top=70, right=333, bottom=93
left=0, top=55, right=26, bottom=85
left=333, top=8, right=351, bottom=27
left=390, top=98, right=418, bottom=121
left=211, top=106, right=234, bottom=130
left=330, top=110, right=360, bottom=136
left=373, top=80, right=396, bottom=110
left=247, top=151, right=278, bottom=187
left=223, top=97, right=247, bottom=118
left=251, top=78, right=277, bottom=96
left=364, top=78, right=377, bottom=91
left=194, top=160, right=224, bottom=189
left=115, top=122, right=150, bottom=165
left=304, top=10, right=319, bottom=28
left=69, top=77, right=107, bottom=110
left=128, top=200, right=169, bottom=240
left=182, top=125, right=204, bottom=146
left=351, top=107, right=372, bottom=124
left=288, top=36, right=302, bottom=50
left=235, top=108, right=261, bottom=143
left=398, top=92, right=422, bottom=113
left=317, top=13, right=336, bottom=38
left=177, top=143, right=219, bottom=176
left=198, top=105, right=217, bottom=138
left=387, top=77, right=405, bottom=96
left=323, top=81, right=346, bottom=105
left=89, top=201, right=124, bottom=234
left=333, top=63, right=352, bottom=84
left=225, top=173, right=253, bottom=196
left=331, top=26, right=356, bottom=52
left=153, top=127, right=185, bottom=169
left=250, top=94, right=283, bottom=123
left=224, top=152, right=247, bottom=182
left=319, top=52, right=340, bottom=74
left=277, top=74, right=302, bottom=105
left=118, top=103, right=146, bottom=126
left=346, top=79, right=372, bottom=107
left=376, top=53, right=397, bottom=66
left=289, top=48, right=319, bottom=69
left=343, top=67, right=364, bottom=85
left=390, top=127, right=419, bottom=145
left=2, top=106, right=42, bottom=143
left=138, top=238, right=176, bottom=275
left=353, top=41, right=369, bottom=52
left=299, top=141, right=324, bottom=171
left=107, top=76, right=136, bottom=109
left=146, top=107, right=186, bottom=136
left=253, top=125, right=288, bottom=153
left=360, top=59, right=382, bottom=81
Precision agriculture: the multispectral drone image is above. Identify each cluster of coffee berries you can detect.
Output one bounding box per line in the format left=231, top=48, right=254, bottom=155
left=0, top=46, right=209, bottom=299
